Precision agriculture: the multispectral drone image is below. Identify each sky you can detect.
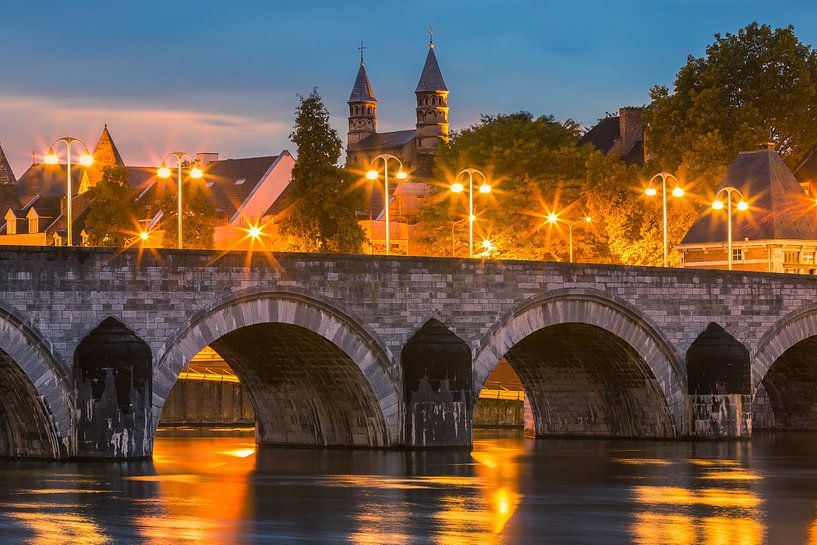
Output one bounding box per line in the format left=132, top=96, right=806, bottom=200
left=1, top=0, right=817, bottom=175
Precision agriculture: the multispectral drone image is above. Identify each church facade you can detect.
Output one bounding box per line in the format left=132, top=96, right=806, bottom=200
left=345, top=38, right=449, bottom=177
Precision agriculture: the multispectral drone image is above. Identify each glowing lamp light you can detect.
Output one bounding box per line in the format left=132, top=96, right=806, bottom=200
left=482, top=239, right=494, bottom=251
left=44, top=150, right=58, bottom=165
left=157, top=165, right=171, bottom=178
left=139, top=231, right=149, bottom=240
left=672, top=187, right=685, bottom=198
left=645, top=186, right=657, bottom=197
left=584, top=216, right=592, bottom=223
left=547, top=213, right=558, bottom=224
left=737, top=201, right=749, bottom=211
left=451, top=182, right=464, bottom=193
left=189, top=166, right=203, bottom=179
left=365, top=170, right=379, bottom=180
left=479, top=183, right=492, bottom=194
left=79, top=152, right=94, bottom=167
left=248, top=226, right=262, bottom=238
left=395, top=170, right=408, bottom=180
left=712, top=200, right=724, bottom=210
left=469, top=214, right=477, bottom=222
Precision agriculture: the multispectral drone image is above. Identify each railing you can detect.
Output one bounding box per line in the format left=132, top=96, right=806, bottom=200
left=479, top=381, right=525, bottom=401
left=178, top=350, right=239, bottom=383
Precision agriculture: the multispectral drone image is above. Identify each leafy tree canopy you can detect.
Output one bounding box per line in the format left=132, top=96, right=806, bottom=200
left=158, top=175, right=221, bottom=249
left=646, top=22, right=817, bottom=185
left=83, top=166, right=138, bottom=247
left=279, top=88, right=366, bottom=253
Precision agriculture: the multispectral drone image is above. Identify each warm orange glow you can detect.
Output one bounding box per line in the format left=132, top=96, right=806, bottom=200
left=469, top=214, right=476, bottom=222
left=584, top=216, right=592, bottom=223
left=672, top=186, right=685, bottom=198
left=157, top=165, right=171, bottom=178
left=547, top=213, right=558, bottom=224
left=44, top=150, right=58, bottom=165
left=395, top=170, right=408, bottom=180
left=365, top=170, right=379, bottom=180
left=479, top=183, right=492, bottom=194
left=712, top=200, right=724, bottom=210
left=79, top=152, right=94, bottom=167
left=248, top=226, right=262, bottom=238
left=645, top=186, right=657, bottom=197
left=737, top=200, right=748, bottom=211
left=481, top=239, right=494, bottom=252
left=451, top=182, right=464, bottom=193
left=189, top=166, right=203, bottom=179
left=139, top=231, right=150, bottom=240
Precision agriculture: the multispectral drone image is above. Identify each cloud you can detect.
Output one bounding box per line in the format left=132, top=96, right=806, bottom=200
left=0, top=95, right=292, bottom=175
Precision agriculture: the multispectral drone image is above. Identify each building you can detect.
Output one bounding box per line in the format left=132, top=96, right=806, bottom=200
left=578, top=107, right=647, bottom=166
left=0, top=125, right=294, bottom=249
left=677, top=145, right=817, bottom=273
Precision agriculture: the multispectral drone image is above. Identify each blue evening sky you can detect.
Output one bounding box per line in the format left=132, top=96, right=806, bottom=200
left=1, top=1, right=816, bottom=174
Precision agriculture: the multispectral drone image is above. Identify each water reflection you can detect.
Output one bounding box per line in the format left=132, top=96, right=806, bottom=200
left=6, top=433, right=817, bottom=543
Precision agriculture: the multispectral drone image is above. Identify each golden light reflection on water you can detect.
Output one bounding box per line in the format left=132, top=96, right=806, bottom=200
left=631, top=457, right=764, bottom=545
left=6, top=511, right=110, bottom=545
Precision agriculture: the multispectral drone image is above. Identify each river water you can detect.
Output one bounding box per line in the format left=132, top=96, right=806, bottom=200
left=2, top=430, right=817, bottom=544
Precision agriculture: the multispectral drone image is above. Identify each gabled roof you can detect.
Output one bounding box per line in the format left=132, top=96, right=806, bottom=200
left=794, top=143, right=817, bottom=182
left=416, top=45, right=447, bottom=93
left=681, top=149, right=817, bottom=244
left=348, top=62, right=377, bottom=103
left=201, top=155, right=281, bottom=218
left=578, top=116, right=620, bottom=154
left=348, top=129, right=417, bottom=152
left=16, top=164, right=156, bottom=204
left=0, top=142, right=16, bottom=185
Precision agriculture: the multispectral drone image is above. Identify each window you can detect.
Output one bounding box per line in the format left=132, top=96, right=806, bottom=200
left=732, top=248, right=744, bottom=262
left=28, top=217, right=38, bottom=234
left=6, top=217, right=15, bottom=235
left=784, top=251, right=799, bottom=264
left=802, top=252, right=815, bottom=265
left=234, top=178, right=246, bottom=185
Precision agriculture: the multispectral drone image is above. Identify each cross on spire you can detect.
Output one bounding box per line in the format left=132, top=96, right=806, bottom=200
left=358, top=41, right=366, bottom=64
left=427, top=25, right=434, bottom=48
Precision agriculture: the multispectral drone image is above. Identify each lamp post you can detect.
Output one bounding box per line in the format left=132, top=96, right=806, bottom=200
left=450, top=168, right=491, bottom=258
left=44, top=138, right=94, bottom=246
left=157, top=152, right=203, bottom=249
left=366, top=154, right=408, bottom=255
left=547, top=213, right=592, bottom=263
left=645, top=172, right=685, bottom=267
left=712, top=186, right=748, bottom=271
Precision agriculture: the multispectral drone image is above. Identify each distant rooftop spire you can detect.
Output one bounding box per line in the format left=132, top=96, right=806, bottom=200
left=348, top=51, right=377, bottom=103
left=427, top=24, right=434, bottom=48
left=416, top=32, right=448, bottom=93
left=0, top=142, right=16, bottom=185
left=92, top=124, right=125, bottom=167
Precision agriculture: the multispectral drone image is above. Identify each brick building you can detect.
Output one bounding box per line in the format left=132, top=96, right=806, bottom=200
left=677, top=145, right=817, bottom=273
left=578, top=107, right=647, bottom=166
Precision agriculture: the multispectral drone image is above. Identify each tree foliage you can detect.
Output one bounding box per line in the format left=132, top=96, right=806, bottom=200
left=419, top=112, right=605, bottom=261
left=83, top=166, right=138, bottom=247
left=158, top=176, right=221, bottom=249
left=279, top=88, right=366, bottom=253
left=646, top=22, right=817, bottom=181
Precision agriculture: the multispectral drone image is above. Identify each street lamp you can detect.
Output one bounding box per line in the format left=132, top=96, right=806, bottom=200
left=450, top=168, right=491, bottom=258
left=157, top=152, right=204, bottom=249
left=44, top=138, right=94, bottom=246
left=366, top=154, right=408, bottom=256
left=711, top=186, right=749, bottom=271
left=547, top=214, right=592, bottom=263
left=645, top=172, right=685, bottom=267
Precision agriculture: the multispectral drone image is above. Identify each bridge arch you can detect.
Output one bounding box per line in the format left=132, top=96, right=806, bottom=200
left=154, top=289, right=400, bottom=448
left=0, top=302, right=72, bottom=458
left=751, top=304, right=817, bottom=430
left=474, top=290, right=685, bottom=437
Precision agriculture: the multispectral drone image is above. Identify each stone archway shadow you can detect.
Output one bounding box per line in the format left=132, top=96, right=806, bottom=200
left=751, top=303, right=817, bottom=389
left=153, top=288, right=402, bottom=446
left=473, top=289, right=686, bottom=437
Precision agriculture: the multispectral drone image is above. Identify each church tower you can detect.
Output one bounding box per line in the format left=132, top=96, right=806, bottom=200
left=347, top=45, right=378, bottom=149
left=415, top=32, right=449, bottom=158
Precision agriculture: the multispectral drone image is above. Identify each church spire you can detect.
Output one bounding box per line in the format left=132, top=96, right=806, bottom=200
left=93, top=124, right=125, bottom=168
left=415, top=30, right=449, bottom=162
left=348, top=47, right=377, bottom=104
left=347, top=45, right=378, bottom=149
left=0, top=142, right=16, bottom=185
left=416, top=31, right=447, bottom=93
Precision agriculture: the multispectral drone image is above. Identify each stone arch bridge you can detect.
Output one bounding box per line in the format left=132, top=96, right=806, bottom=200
left=1, top=246, right=816, bottom=459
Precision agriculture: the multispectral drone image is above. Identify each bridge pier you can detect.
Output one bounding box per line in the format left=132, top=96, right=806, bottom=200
left=686, top=323, right=752, bottom=439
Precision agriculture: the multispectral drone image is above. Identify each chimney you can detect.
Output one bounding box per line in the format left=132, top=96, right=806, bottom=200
left=618, top=107, right=644, bottom=154
left=757, top=142, right=775, bottom=151
left=196, top=152, right=219, bottom=166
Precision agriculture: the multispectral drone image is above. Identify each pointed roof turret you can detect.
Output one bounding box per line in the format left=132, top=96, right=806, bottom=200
left=415, top=42, right=447, bottom=93
left=0, top=142, right=16, bottom=185
left=92, top=124, right=125, bottom=167
left=348, top=61, right=377, bottom=104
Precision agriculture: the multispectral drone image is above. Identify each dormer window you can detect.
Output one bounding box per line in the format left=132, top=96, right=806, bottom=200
left=4, top=210, right=16, bottom=235
left=26, top=209, right=39, bottom=234
left=234, top=178, right=246, bottom=185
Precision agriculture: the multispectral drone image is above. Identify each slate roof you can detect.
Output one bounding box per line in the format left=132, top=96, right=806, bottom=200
left=578, top=116, right=620, bottom=154
left=0, top=142, right=16, bottom=185
left=17, top=164, right=157, bottom=203
left=794, top=143, right=817, bottom=182
left=416, top=46, right=447, bottom=93
left=201, top=155, right=280, bottom=219
left=681, top=149, right=817, bottom=244
left=348, top=62, right=377, bottom=103
left=348, top=129, right=417, bottom=152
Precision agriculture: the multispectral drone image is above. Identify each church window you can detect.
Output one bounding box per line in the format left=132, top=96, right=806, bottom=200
left=431, top=96, right=436, bottom=105
left=424, top=97, right=428, bottom=106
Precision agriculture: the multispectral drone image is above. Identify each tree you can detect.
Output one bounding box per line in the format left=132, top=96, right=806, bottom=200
left=646, top=22, right=817, bottom=183
left=158, top=177, right=221, bottom=249
left=279, top=88, right=366, bottom=253
left=418, top=112, right=604, bottom=261
left=83, top=166, right=138, bottom=247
